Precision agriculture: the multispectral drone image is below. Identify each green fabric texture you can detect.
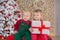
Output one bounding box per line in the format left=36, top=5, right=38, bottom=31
left=14, top=22, right=31, bottom=40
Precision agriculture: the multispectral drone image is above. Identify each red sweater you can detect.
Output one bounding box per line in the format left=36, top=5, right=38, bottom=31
left=14, top=19, right=31, bottom=31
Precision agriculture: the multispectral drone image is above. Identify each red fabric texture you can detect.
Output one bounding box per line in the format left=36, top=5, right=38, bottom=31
left=31, top=34, right=37, bottom=40
left=14, top=19, right=31, bottom=31
left=6, top=35, right=14, bottom=40
left=37, top=34, right=47, bottom=40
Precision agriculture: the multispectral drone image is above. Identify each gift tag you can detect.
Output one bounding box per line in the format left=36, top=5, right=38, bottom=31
left=32, top=20, right=41, bottom=27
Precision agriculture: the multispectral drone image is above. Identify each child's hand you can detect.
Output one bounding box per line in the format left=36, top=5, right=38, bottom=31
left=14, top=30, right=18, bottom=34
left=29, top=28, right=33, bottom=32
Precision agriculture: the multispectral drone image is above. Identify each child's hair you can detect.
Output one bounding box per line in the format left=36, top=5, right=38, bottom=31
left=33, top=9, right=42, bottom=13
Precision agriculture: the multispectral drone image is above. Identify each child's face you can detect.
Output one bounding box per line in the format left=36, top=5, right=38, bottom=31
left=23, top=11, right=31, bottom=21
left=33, top=12, right=42, bottom=20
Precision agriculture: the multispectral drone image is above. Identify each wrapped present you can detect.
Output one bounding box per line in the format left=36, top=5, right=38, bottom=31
left=31, top=20, right=50, bottom=35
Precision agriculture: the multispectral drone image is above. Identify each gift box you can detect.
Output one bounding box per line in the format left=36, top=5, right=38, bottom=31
left=31, top=20, right=50, bottom=35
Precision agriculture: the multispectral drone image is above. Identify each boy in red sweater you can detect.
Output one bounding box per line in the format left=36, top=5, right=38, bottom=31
left=14, top=11, right=32, bottom=40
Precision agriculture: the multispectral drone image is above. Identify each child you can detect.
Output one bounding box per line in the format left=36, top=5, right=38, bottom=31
left=14, top=11, right=31, bottom=40
left=31, top=9, right=47, bottom=40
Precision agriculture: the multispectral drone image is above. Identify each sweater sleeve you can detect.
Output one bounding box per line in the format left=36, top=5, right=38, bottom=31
left=14, top=20, right=21, bottom=31
left=28, top=21, right=32, bottom=29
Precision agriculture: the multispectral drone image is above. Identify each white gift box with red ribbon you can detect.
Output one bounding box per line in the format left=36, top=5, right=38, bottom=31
left=31, top=20, right=50, bottom=35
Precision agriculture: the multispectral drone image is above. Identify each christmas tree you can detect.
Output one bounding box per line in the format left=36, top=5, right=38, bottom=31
left=0, top=0, right=21, bottom=37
